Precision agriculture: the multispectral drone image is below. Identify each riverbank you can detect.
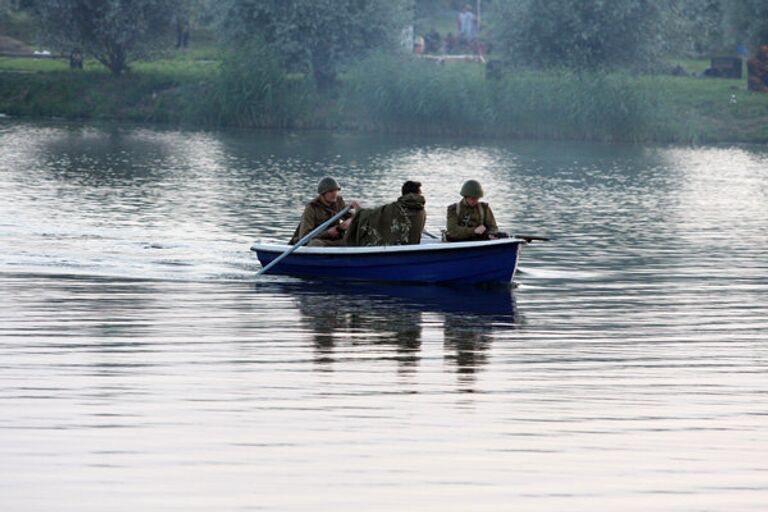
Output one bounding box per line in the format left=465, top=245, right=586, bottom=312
left=2, top=54, right=768, bottom=144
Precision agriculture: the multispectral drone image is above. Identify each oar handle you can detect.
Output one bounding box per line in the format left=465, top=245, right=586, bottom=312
left=257, top=205, right=352, bottom=277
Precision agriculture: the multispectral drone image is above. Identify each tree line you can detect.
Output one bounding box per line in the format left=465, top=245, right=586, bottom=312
left=4, top=1, right=768, bottom=83
left=493, top=0, right=768, bottom=71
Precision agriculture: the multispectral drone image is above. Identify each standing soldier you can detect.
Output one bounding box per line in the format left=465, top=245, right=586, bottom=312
left=290, top=177, right=359, bottom=247
left=445, top=180, right=503, bottom=241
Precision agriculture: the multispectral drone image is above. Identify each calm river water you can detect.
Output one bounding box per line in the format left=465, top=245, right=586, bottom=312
left=1, top=120, right=767, bottom=511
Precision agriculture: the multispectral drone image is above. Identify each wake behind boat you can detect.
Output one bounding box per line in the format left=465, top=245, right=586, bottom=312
left=250, top=238, right=526, bottom=284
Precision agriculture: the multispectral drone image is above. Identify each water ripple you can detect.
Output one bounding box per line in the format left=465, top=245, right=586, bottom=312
left=1, top=121, right=767, bottom=511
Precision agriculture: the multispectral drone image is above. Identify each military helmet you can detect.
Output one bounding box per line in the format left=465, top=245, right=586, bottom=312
left=317, top=176, right=340, bottom=195
left=460, top=179, right=484, bottom=198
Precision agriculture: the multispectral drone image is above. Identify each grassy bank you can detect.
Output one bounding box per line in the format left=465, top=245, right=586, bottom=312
left=0, top=46, right=315, bottom=127
left=2, top=53, right=768, bottom=143
left=0, top=52, right=215, bottom=122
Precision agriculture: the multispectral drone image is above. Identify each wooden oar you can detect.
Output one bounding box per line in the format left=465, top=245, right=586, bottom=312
left=256, top=205, right=352, bottom=277
left=422, top=229, right=440, bottom=240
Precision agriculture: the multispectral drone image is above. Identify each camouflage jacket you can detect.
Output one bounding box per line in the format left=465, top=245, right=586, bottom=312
left=344, top=193, right=426, bottom=247
left=445, top=199, right=498, bottom=241
left=289, top=195, right=350, bottom=244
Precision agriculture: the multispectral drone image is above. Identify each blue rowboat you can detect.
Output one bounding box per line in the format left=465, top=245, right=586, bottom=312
left=250, top=238, right=526, bottom=284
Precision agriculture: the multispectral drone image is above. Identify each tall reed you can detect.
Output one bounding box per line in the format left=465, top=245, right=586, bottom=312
left=173, top=43, right=316, bottom=129
left=341, top=53, right=670, bottom=142
left=339, top=52, right=489, bottom=134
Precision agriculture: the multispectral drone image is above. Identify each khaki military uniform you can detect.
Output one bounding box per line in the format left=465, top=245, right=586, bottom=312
left=344, top=193, right=426, bottom=247
left=289, top=195, right=351, bottom=247
left=445, top=199, right=498, bottom=241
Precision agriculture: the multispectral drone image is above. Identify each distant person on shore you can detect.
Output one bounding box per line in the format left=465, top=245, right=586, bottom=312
left=69, top=48, right=83, bottom=69
left=344, top=181, right=426, bottom=246
left=458, top=5, right=478, bottom=45
left=425, top=28, right=441, bottom=53
left=444, top=32, right=458, bottom=54
left=289, top=177, right=359, bottom=247
left=445, top=180, right=505, bottom=242
left=414, top=35, right=425, bottom=54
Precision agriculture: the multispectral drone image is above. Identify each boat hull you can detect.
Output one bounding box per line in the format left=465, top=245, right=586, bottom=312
left=251, top=239, right=524, bottom=284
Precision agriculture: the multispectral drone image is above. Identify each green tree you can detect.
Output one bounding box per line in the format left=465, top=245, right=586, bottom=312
left=678, top=0, right=724, bottom=54
left=33, top=0, right=176, bottom=75
left=0, top=0, right=14, bottom=26
left=724, top=0, right=768, bottom=48
left=212, top=0, right=412, bottom=90
left=490, top=0, right=677, bottom=70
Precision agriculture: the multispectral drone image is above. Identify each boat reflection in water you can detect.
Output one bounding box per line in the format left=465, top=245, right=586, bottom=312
left=271, top=280, right=519, bottom=387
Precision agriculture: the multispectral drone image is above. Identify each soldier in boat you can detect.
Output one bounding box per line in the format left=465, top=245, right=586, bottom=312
left=445, top=180, right=505, bottom=242
left=343, top=180, right=426, bottom=246
left=289, top=176, right=359, bottom=247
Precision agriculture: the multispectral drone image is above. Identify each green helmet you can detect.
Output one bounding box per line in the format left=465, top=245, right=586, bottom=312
left=317, top=176, right=340, bottom=195
left=460, top=179, right=484, bottom=198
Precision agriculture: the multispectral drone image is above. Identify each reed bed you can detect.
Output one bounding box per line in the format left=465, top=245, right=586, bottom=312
left=340, top=53, right=671, bottom=142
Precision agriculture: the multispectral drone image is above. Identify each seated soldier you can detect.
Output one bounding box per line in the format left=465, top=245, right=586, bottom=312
left=289, top=176, right=358, bottom=247
left=343, top=181, right=426, bottom=247
left=445, top=180, right=504, bottom=241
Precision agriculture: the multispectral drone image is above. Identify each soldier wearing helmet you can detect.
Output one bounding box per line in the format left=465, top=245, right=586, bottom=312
left=289, top=176, right=359, bottom=246
left=445, top=180, right=501, bottom=242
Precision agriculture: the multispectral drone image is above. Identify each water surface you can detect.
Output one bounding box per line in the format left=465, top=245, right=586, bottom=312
left=1, top=120, right=767, bottom=511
